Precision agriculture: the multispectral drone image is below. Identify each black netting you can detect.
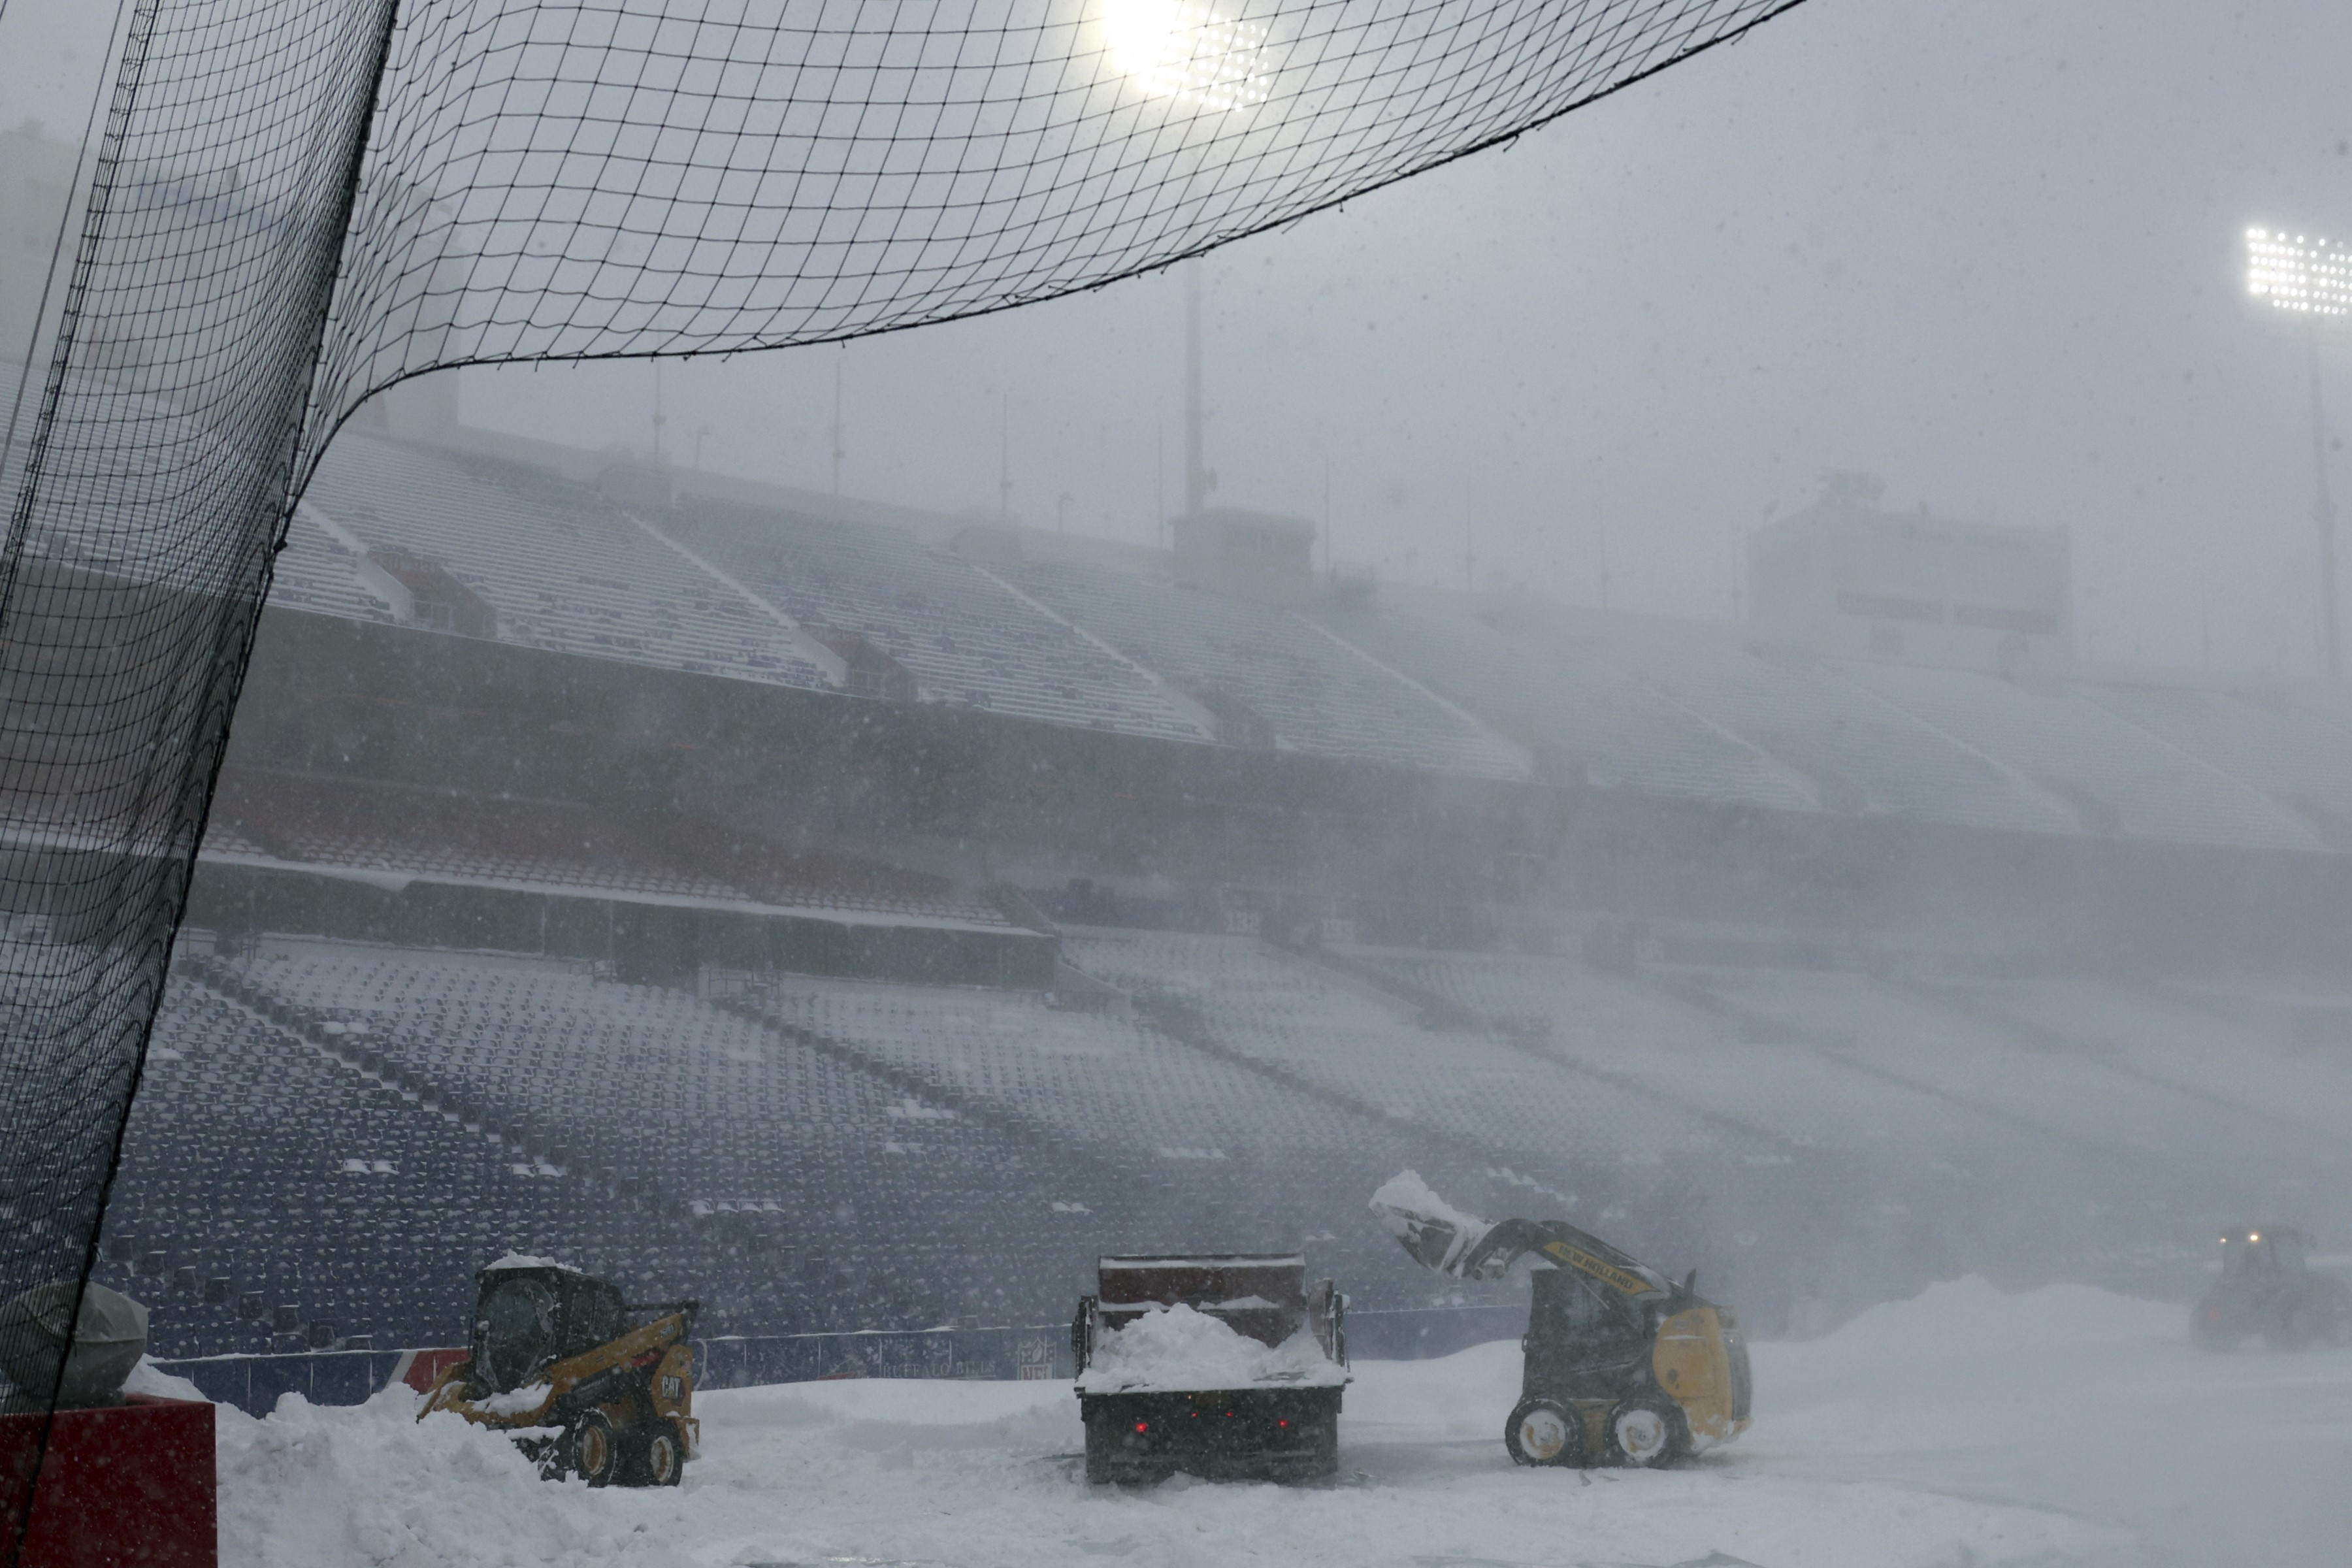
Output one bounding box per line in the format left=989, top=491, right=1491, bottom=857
left=0, top=0, right=1800, bottom=1543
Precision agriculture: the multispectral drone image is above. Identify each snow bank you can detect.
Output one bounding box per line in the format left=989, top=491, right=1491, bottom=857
left=123, top=1355, right=208, bottom=1403
left=213, top=1273, right=2343, bottom=1568
left=1076, top=1303, right=1347, bottom=1394
left=218, top=1386, right=702, bottom=1568
left=1795, top=1273, right=2180, bottom=1358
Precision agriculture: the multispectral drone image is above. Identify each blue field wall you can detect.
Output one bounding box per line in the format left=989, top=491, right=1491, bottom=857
left=156, top=1305, right=1526, bottom=1418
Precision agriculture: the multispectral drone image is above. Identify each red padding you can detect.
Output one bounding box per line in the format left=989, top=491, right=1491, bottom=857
left=393, top=1347, right=469, bottom=1394
left=0, top=1394, right=216, bottom=1567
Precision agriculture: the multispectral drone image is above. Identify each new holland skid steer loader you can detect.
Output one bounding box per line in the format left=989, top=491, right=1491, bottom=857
left=1372, top=1173, right=1750, bottom=1468
left=419, top=1256, right=700, bottom=1486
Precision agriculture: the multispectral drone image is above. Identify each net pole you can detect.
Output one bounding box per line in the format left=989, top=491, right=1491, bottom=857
left=0, top=1, right=405, bottom=1558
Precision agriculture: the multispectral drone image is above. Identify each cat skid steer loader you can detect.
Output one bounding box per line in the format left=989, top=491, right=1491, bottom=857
left=1372, top=1173, right=1750, bottom=1468
left=419, top=1256, right=700, bottom=1486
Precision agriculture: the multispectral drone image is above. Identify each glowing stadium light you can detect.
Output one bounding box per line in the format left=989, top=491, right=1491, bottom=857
left=2246, top=228, right=2352, bottom=318
left=2245, top=224, right=2352, bottom=678
left=1102, top=0, right=1271, bottom=111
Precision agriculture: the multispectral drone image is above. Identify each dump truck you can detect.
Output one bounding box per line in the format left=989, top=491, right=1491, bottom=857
left=2193, top=1226, right=2351, bottom=1350
left=1372, top=1173, right=1750, bottom=1467
left=418, top=1256, right=700, bottom=1486
left=1071, top=1253, right=1348, bottom=1483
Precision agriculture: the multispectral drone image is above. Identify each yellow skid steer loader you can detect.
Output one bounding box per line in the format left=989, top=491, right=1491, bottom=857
left=419, top=1256, right=700, bottom=1486
left=1372, top=1173, right=1750, bottom=1468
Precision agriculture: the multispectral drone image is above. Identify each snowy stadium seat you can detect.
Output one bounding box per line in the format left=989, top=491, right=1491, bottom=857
left=660, top=498, right=1211, bottom=741
left=291, top=433, right=835, bottom=688
left=1002, top=555, right=1526, bottom=777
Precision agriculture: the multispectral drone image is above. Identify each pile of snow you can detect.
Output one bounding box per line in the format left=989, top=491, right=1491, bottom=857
left=474, top=1382, right=551, bottom=1416
left=483, top=1253, right=571, bottom=1272
left=1793, top=1273, right=2180, bottom=1358
left=1368, top=1168, right=1490, bottom=1272
left=1076, top=1303, right=1347, bottom=1394
left=219, top=1387, right=704, bottom=1568
left=204, top=1273, right=2352, bottom=1567
left=123, top=1356, right=208, bottom=1403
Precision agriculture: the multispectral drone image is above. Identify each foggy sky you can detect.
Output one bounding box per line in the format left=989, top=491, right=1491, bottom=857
left=8, top=1, right=2352, bottom=672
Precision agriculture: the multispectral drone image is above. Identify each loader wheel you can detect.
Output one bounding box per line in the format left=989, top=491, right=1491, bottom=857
left=1504, top=1397, right=1583, bottom=1467
left=2263, top=1306, right=2315, bottom=1352
left=567, top=1411, right=622, bottom=1487
left=1605, top=1398, right=1687, bottom=1468
left=625, top=1422, right=686, bottom=1488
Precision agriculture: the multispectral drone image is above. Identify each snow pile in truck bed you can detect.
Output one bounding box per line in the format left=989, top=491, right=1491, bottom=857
left=208, top=1275, right=2352, bottom=1568
left=1075, top=1302, right=1348, bottom=1394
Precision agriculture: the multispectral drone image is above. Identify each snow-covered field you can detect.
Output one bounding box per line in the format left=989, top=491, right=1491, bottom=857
left=207, top=1277, right=2352, bottom=1568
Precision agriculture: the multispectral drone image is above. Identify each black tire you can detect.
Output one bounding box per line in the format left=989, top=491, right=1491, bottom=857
left=1605, top=1397, right=1688, bottom=1469
left=2263, top=1303, right=2315, bottom=1352
left=1503, top=1397, right=1583, bottom=1467
left=568, top=1411, right=623, bottom=1487
left=1083, top=1429, right=1113, bottom=1486
left=624, top=1422, right=686, bottom=1488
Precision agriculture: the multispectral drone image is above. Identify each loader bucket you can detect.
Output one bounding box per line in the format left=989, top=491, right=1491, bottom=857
left=1370, top=1171, right=1492, bottom=1279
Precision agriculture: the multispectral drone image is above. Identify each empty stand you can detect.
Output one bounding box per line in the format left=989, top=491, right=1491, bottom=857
left=98, top=970, right=660, bottom=1358
left=1673, top=965, right=2336, bottom=1222
left=269, top=511, right=400, bottom=627
left=295, top=433, right=833, bottom=687
left=1336, top=944, right=2010, bottom=1159
left=1938, top=975, right=2352, bottom=1164
left=1837, top=661, right=2323, bottom=850
left=663, top=500, right=1210, bottom=740
left=733, top=970, right=1488, bottom=1309
left=2087, top=678, right=2352, bottom=838
left=233, top=416, right=2352, bottom=863
left=1319, top=600, right=1815, bottom=807
left=1002, top=556, right=1526, bottom=777
left=1620, top=632, right=2077, bottom=832
left=1064, top=929, right=1725, bottom=1171
left=105, top=939, right=1151, bottom=1353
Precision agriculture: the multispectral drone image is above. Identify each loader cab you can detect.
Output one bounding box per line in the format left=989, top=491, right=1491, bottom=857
left=471, top=1260, right=629, bottom=1395
left=1522, top=1263, right=1654, bottom=1399
left=2219, top=1226, right=2308, bottom=1279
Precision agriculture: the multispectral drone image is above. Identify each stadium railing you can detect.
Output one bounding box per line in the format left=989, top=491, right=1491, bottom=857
left=154, top=1305, right=1528, bottom=1418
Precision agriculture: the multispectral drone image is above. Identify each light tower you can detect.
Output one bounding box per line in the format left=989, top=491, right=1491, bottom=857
left=2246, top=227, right=2352, bottom=678
left=1098, top=1, right=1268, bottom=522
left=1184, top=258, right=1213, bottom=517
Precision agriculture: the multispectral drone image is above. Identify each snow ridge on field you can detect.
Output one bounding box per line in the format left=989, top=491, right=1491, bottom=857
left=212, top=1276, right=2352, bottom=1568
left=1074, top=1302, right=1348, bottom=1394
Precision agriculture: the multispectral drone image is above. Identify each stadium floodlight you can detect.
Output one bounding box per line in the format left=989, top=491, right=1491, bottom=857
left=2246, top=225, right=2349, bottom=678
left=1102, top=0, right=1271, bottom=111
left=2246, top=229, right=2352, bottom=318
